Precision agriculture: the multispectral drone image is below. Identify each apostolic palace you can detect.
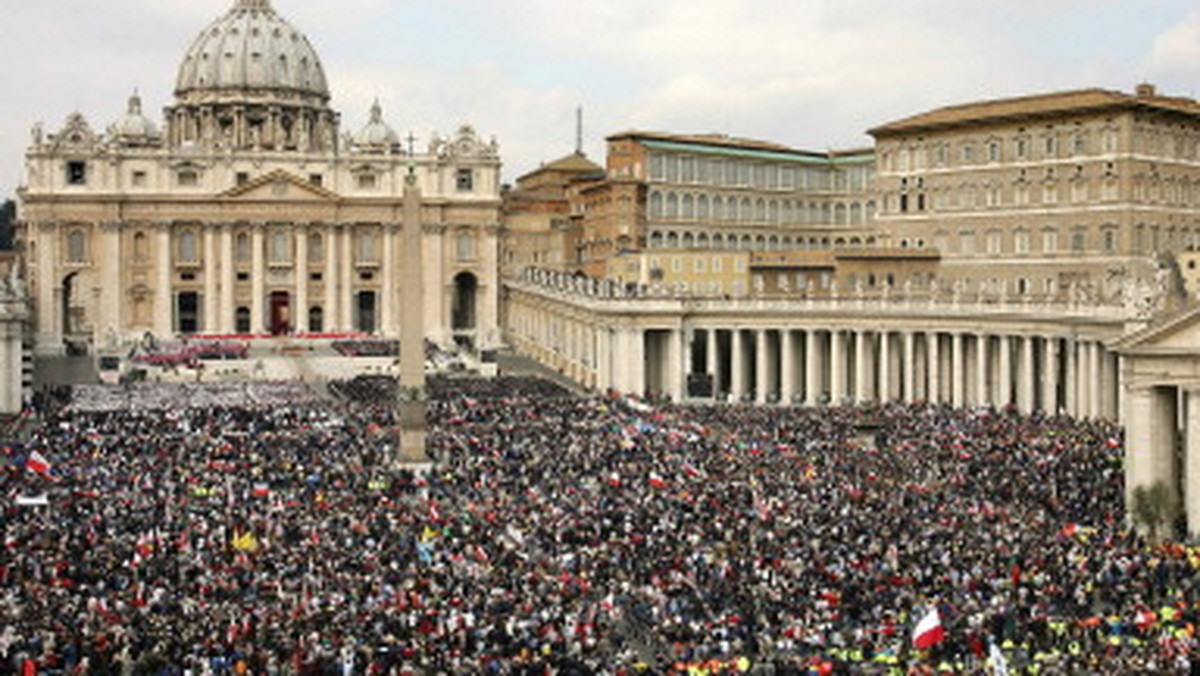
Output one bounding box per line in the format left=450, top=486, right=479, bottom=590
left=12, top=0, right=1200, bottom=533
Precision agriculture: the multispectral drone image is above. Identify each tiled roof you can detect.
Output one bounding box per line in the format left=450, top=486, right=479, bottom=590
left=607, top=130, right=872, bottom=161
left=869, top=86, right=1200, bottom=137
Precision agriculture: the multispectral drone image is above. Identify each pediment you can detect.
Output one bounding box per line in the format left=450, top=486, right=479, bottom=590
left=1116, top=304, right=1200, bottom=354
left=220, top=170, right=340, bottom=202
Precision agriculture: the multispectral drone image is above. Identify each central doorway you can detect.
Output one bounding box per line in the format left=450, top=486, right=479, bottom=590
left=269, top=291, right=291, bottom=335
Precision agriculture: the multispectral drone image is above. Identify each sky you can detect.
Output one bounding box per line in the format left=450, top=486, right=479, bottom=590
left=3, top=0, right=1200, bottom=198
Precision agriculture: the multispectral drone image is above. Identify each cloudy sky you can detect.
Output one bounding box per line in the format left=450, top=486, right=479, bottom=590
left=3, top=0, right=1200, bottom=198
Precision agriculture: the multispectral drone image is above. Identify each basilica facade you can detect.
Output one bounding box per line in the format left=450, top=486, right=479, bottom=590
left=18, top=0, right=502, bottom=356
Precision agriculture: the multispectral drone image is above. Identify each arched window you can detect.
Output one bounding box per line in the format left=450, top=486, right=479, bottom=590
left=697, top=195, right=710, bottom=220
left=681, top=194, right=695, bottom=219
left=697, top=233, right=710, bottom=249
left=712, top=196, right=725, bottom=221
left=666, top=232, right=680, bottom=249
left=755, top=199, right=767, bottom=222
left=666, top=193, right=679, bottom=219
left=649, top=191, right=664, bottom=219
left=650, top=231, right=664, bottom=249
left=740, top=198, right=752, bottom=222
left=712, top=234, right=724, bottom=250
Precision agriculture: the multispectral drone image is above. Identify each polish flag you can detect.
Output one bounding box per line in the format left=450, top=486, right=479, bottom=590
left=25, top=452, right=51, bottom=475
left=648, top=472, right=667, bottom=489
left=912, top=607, right=945, bottom=649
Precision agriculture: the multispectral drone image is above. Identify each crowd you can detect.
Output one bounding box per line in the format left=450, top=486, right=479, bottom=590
left=1, top=377, right=1197, bottom=675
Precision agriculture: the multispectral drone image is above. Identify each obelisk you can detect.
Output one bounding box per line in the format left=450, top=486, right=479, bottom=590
left=397, top=147, right=429, bottom=465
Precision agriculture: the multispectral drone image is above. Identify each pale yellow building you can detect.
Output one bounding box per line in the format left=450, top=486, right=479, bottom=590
left=18, top=0, right=503, bottom=356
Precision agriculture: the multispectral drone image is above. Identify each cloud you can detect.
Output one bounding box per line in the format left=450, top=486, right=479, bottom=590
left=1, top=0, right=1198, bottom=198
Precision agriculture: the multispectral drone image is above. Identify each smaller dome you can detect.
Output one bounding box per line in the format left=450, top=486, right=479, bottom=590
left=353, top=100, right=399, bottom=152
left=109, top=92, right=161, bottom=145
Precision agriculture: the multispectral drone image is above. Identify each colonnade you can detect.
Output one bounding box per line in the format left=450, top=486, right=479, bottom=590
left=506, top=292, right=1122, bottom=420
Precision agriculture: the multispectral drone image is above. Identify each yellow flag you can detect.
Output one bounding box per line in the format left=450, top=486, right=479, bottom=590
left=232, top=531, right=258, bottom=552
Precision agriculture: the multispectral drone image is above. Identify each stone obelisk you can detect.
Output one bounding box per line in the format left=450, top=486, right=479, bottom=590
left=397, top=150, right=429, bottom=465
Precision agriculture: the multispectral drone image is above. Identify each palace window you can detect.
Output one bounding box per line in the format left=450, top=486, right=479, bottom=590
left=66, top=161, right=87, bottom=186
left=356, top=174, right=377, bottom=190
left=177, top=170, right=199, bottom=187
left=456, top=168, right=474, bottom=192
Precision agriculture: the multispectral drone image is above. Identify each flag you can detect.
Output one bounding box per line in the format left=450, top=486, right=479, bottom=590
left=648, top=471, right=666, bottom=489
left=912, top=607, right=945, bottom=649
left=988, top=640, right=1009, bottom=676
left=25, top=451, right=51, bottom=475
left=15, top=495, right=49, bottom=507
left=252, top=483, right=271, bottom=498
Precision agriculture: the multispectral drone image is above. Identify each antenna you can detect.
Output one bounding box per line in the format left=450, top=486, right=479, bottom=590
left=575, top=105, right=583, bottom=156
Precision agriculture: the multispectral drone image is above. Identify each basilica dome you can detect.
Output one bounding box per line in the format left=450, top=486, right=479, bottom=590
left=175, top=0, right=330, bottom=103
left=109, top=92, right=161, bottom=145
left=352, top=100, right=400, bottom=152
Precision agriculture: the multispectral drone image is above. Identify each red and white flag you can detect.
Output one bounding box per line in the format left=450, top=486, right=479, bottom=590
left=912, top=607, right=945, bottom=650
left=25, top=451, right=51, bottom=475
left=648, top=471, right=667, bottom=489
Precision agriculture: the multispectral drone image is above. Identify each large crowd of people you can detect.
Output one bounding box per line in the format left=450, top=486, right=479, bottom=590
left=2, top=377, right=1197, bottom=674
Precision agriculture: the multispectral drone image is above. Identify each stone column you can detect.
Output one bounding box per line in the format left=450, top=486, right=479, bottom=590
left=251, top=225, right=265, bottom=335
left=780, top=329, right=796, bottom=406
left=927, top=332, right=941, bottom=404
left=854, top=331, right=869, bottom=405
left=203, top=227, right=217, bottom=333
left=295, top=227, right=308, bottom=334
left=975, top=334, right=989, bottom=408
left=423, top=224, right=447, bottom=344
left=879, top=330, right=892, bottom=403
left=667, top=329, right=684, bottom=403
left=998, top=334, right=1012, bottom=410
left=1018, top=335, right=1035, bottom=414
left=1042, top=338, right=1060, bottom=415
left=596, top=327, right=613, bottom=393
left=706, top=329, right=721, bottom=400
left=341, top=225, right=354, bottom=331
left=381, top=224, right=396, bottom=336
left=902, top=331, right=916, bottom=403
left=1187, top=391, right=1200, bottom=537
left=100, top=222, right=122, bottom=341
left=951, top=332, right=965, bottom=408
left=155, top=223, right=172, bottom=339
left=1089, top=342, right=1103, bottom=419
left=325, top=225, right=340, bottom=333
left=731, top=329, right=747, bottom=403
left=220, top=226, right=234, bottom=334
left=1101, top=350, right=1119, bottom=420
left=681, top=327, right=694, bottom=401
left=830, top=329, right=847, bottom=406
left=1064, top=338, right=1078, bottom=417
left=627, top=328, right=646, bottom=397
left=805, top=329, right=822, bottom=407
left=756, top=329, right=770, bottom=404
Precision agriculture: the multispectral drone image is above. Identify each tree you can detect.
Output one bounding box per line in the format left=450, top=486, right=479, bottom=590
left=1131, top=481, right=1178, bottom=542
